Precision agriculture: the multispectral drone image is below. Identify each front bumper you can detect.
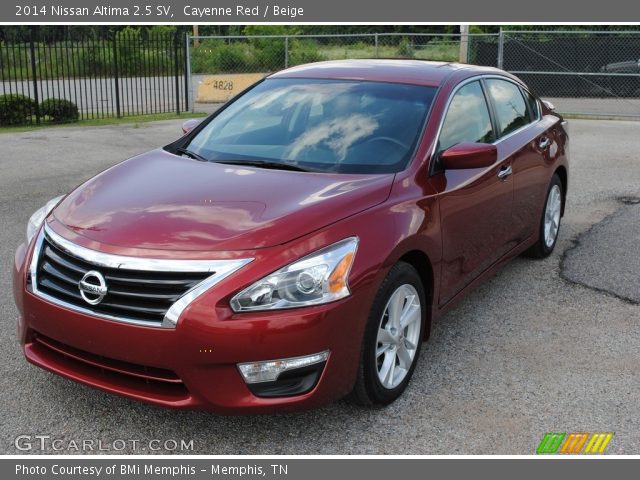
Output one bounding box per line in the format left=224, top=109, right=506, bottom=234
left=13, top=240, right=369, bottom=414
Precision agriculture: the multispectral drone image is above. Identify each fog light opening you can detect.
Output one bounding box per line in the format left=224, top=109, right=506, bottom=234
left=237, top=351, right=329, bottom=398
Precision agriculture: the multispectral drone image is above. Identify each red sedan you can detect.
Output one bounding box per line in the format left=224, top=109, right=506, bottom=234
left=13, top=60, right=568, bottom=413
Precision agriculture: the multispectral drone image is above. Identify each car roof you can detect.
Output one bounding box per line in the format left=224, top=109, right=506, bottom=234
left=269, top=59, right=505, bottom=87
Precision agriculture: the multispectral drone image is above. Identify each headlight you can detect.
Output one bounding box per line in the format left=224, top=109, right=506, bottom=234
left=26, top=195, right=65, bottom=244
left=230, top=237, right=358, bottom=312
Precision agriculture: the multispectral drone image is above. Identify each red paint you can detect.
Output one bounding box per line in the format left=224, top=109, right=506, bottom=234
left=439, top=143, right=497, bottom=170
left=52, top=154, right=394, bottom=252
left=13, top=61, right=569, bottom=413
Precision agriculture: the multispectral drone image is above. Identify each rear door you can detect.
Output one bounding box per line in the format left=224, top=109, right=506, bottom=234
left=484, top=78, right=552, bottom=244
left=436, top=80, right=515, bottom=306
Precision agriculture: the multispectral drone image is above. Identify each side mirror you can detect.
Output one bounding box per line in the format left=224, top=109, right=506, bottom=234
left=542, top=100, right=555, bottom=111
left=440, top=142, right=497, bottom=170
left=182, top=119, right=202, bottom=135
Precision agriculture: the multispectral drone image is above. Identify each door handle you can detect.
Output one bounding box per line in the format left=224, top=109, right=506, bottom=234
left=538, top=137, right=551, bottom=150
left=497, top=164, right=513, bottom=180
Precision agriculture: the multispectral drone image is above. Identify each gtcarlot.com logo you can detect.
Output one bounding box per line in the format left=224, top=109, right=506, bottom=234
left=537, top=432, right=613, bottom=454
left=14, top=435, right=194, bottom=452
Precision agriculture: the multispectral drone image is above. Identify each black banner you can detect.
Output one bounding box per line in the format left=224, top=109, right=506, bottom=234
left=4, top=459, right=640, bottom=480
left=5, top=0, right=640, bottom=22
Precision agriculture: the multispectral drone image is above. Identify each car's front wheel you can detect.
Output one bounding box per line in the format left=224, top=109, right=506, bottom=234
left=349, top=262, right=426, bottom=406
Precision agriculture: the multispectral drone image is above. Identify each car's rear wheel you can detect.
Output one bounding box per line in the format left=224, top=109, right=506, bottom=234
left=349, top=262, right=426, bottom=406
left=525, top=173, right=563, bottom=259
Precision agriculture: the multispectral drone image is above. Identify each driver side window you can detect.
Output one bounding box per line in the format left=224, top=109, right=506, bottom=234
left=439, top=81, right=494, bottom=152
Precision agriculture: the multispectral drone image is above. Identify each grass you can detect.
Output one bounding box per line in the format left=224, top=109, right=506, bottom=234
left=319, top=42, right=460, bottom=62
left=560, top=112, right=640, bottom=121
left=0, top=111, right=207, bottom=133
left=190, top=39, right=462, bottom=74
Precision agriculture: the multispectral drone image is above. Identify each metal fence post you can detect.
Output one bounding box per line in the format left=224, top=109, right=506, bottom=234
left=284, top=36, right=289, bottom=68
left=375, top=33, right=379, bottom=58
left=187, top=33, right=196, bottom=112
left=112, top=33, right=121, bottom=118
left=459, top=26, right=469, bottom=63
left=497, top=29, right=504, bottom=69
left=183, top=32, right=189, bottom=114
left=174, top=31, right=180, bottom=115
left=29, top=27, right=41, bottom=125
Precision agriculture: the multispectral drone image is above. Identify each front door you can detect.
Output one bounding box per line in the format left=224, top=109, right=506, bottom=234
left=434, top=80, right=515, bottom=306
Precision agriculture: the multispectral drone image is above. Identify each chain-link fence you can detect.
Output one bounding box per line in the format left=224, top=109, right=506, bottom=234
left=189, top=31, right=640, bottom=118
left=187, top=33, right=498, bottom=111
left=498, top=30, right=640, bottom=117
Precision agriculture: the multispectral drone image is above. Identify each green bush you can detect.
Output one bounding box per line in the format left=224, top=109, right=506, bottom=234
left=40, top=98, right=79, bottom=123
left=0, top=94, right=35, bottom=125
left=78, top=44, right=114, bottom=76
left=396, top=38, right=414, bottom=58
left=215, top=43, right=255, bottom=72
left=289, top=39, right=325, bottom=66
left=243, top=27, right=291, bottom=70
left=148, top=25, right=177, bottom=36
left=191, top=38, right=327, bottom=74
left=251, top=38, right=286, bottom=71
left=191, top=40, right=260, bottom=74
left=116, top=28, right=174, bottom=76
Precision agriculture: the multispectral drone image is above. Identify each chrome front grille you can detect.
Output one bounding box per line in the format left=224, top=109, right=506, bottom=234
left=29, top=226, right=253, bottom=328
left=36, top=238, right=209, bottom=324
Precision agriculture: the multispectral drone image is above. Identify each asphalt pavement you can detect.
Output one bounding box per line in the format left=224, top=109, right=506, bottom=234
left=0, top=118, right=638, bottom=454
left=563, top=198, right=640, bottom=304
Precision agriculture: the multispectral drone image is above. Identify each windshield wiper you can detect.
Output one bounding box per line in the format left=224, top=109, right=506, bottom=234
left=213, top=159, right=315, bottom=172
left=175, top=147, right=208, bottom=162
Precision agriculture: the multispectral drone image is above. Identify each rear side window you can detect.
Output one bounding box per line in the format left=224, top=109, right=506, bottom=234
left=485, top=79, right=530, bottom=137
left=521, top=87, right=541, bottom=121
left=439, top=81, right=494, bottom=151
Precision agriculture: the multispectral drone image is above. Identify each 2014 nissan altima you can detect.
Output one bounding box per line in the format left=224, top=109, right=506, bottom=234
left=13, top=60, right=568, bottom=413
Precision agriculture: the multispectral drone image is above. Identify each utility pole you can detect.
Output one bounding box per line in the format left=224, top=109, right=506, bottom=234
left=459, top=25, right=469, bottom=63
left=193, top=25, right=199, bottom=47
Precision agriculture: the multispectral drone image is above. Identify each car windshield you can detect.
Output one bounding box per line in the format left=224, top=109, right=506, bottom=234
left=185, top=78, right=436, bottom=174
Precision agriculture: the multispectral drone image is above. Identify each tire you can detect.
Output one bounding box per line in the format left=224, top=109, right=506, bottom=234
left=525, top=173, right=563, bottom=259
left=349, top=262, right=426, bottom=406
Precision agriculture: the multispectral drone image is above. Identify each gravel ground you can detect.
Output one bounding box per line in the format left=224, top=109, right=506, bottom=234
left=0, top=118, right=639, bottom=455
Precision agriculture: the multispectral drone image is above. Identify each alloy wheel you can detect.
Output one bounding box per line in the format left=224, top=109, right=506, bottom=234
left=544, top=184, right=562, bottom=248
left=376, top=284, right=422, bottom=389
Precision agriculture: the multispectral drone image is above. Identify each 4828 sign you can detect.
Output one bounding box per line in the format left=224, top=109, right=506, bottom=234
left=212, top=80, right=234, bottom=91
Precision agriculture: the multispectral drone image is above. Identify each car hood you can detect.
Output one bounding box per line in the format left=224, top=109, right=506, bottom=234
left=52, top=149, right=394, bottom=252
